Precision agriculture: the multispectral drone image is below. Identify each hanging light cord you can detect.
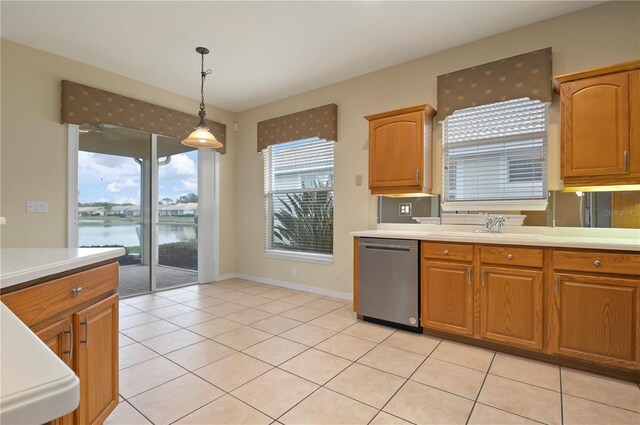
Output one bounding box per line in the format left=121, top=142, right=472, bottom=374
left=198, top=53, right=213, bottom=122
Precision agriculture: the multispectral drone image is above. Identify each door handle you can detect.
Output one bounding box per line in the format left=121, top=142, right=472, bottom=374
left=63, top=324, right=73, bottom=359
left=467, top=267, right=472, bottom=286
left=364, top=245, right=411, bottom=252
left=80, top=315, right=89, bottom=346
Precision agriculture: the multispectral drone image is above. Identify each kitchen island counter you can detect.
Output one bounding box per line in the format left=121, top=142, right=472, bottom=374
left=0, top=247, right=124, bottom=290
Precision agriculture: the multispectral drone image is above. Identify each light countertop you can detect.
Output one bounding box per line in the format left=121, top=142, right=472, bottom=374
left=0, top=247, right=125, bottom=290
left=0, top=303, right=79, bottom=424
left=351, top=225, right=640, bottom=251
left=0, top=248, right=123, bottom=423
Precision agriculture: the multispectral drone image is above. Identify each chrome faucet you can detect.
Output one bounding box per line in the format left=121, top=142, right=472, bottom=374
left=478, top=212, right=508, bottom=234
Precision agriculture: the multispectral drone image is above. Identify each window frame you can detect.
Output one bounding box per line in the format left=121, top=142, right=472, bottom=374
left=441, top=98, right=550, bottom=212
left=263, top=138, right=334, bottom=263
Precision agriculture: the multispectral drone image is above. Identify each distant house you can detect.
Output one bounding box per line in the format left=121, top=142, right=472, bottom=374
left=78, top=206, right=104, bottom=216
left=112, top=205, right=140, bottom=217
left=158, top=203, right=198, bottom=216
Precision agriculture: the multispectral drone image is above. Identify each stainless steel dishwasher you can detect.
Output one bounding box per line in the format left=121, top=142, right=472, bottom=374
left=358, top=238, right=420, bottom=331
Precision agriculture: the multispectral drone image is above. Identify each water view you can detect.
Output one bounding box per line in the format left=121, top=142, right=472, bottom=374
left=79, top=222, right=196, bottom=247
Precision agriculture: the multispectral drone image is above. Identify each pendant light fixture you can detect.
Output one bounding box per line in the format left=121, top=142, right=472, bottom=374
left=181, top=47, right=222, bottom=148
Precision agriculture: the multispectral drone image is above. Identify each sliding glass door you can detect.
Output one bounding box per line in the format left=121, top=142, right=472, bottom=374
left=75, top=125, right=212, bottom=296
left=156, top=135, right=199, bottom=290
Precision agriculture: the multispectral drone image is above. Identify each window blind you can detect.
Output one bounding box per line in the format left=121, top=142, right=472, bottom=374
left=442, top=98, right=549, bottom=211
left=264, top=138, right=334, bottom=256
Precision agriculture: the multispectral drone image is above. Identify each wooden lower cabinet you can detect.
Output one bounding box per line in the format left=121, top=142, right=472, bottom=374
left=75, top=295, right=119, bottom=425
left=421, top=260, right=473, bottom=335
left=551, top=273, right=640, bottom=370
left=37, top=318, right=75, bottom=425
left=358, top=241, right=640, bottom=380
left=480, top=266, right=543, bottom=350
left=1, top=261, right=119, bottom=424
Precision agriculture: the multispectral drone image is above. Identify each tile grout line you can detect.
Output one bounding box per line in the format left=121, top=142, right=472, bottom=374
left=120, top=288, right=441, bottom=424
left=120, top=398, right=156, bottom=424
left=464, top=352, right=495, bottom=425
left=365, top=332, right=444, bottom=424
left=121, top=309, right=357, bottom=421
left=272, top=324, right=402, bottom=423
left=559, top=365, right=565, bottom=425
left=120, top=282, right=639, bottom=425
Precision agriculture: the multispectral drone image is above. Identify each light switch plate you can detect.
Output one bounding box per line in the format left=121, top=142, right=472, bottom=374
left=26, top=201, right=48, bottom=213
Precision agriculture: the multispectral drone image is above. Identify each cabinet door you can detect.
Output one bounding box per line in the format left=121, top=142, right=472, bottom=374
left=36, top=318, right=75, bottom=425
left=421, top=261, right=473, bottom=335
left=369, top=111, right=424, bottom=189
left=74, top=294, right=118, bottom=425
left=480, top=266, right=543, bottom=350
left=551, top=273, right=639, bottom=369
left=561, top=72, right=630, bottom=178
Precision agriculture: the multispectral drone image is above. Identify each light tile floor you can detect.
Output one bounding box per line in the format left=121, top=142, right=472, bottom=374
left=108, top=278, right=640, bottom=425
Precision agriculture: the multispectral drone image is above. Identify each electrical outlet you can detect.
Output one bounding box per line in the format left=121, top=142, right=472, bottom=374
left=26, top=201, right=48, bottom=213
left=355, top=175, right=362, bottom=186
left=291, top=268, right=297, bottom=278
left=399, top=203, right=412, bottom=216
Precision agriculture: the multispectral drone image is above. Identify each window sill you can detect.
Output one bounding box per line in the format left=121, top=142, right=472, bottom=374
left=264, top=250, right=333, bottom=265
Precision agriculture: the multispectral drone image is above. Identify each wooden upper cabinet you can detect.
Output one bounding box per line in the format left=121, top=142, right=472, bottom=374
left=365, top=104, right=436, bottom=195
left=74, top=294, right=118, bottom=425
left=550, top=273, right=639, bottom=370
left=480, top=266, right=543, bottom=350
left=421, top=260, right=473, bottom=336
left=555, top=60, right=640, bottom=187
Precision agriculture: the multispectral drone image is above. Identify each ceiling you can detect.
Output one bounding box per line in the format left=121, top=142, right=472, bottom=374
left=1, top=1, right=602, bottom=112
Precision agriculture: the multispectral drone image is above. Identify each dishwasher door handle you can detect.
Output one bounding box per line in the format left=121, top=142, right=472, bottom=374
left=363, top=244, right=412, bottom=252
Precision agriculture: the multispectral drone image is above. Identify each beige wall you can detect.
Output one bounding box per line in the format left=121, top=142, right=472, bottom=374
left=1, top=2, right=638, bottom=295
left=234, top=1, right=640, bottom=296
left=0, top=39, right=238, bottom=275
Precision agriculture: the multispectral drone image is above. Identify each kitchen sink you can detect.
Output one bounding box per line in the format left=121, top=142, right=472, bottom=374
left=430, top=231, right=543, bottom=240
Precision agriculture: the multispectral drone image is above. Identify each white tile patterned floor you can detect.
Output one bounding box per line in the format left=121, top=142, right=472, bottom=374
left=108, top=278, right=640, bottom=425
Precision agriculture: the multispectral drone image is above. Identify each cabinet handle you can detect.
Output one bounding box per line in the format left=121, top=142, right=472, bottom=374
left=63, top=324, right=73, bottom=359
left=482, top=270, right=486, bottom=288
left=80, top=315, right=89, bottom=346
left=416, top=169, right=420, bottom=183
left=72, top=287, right=83, bottom=294
left=467, top=267, right=472, bottom=286
left=507, top=254, right=513, bottom=260
left=554, top=275, right=559, bottom=298
left=593, top=259, right=601, bottom=267
left=443, top=249, right=449, bottom=255
left=624, top=151, right=629, bottom=172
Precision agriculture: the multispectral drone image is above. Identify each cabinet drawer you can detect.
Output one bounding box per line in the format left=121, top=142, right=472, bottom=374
left=481, top=246, right=543, bottom=268
left=423, top=242, right=473, bottom=262
left=1, top=262, right=119, bottom=328
left=553, top=250, right=640, bottom=276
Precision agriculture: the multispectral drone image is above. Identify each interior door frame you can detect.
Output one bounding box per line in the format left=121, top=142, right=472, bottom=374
left=67, top=124, right=219, bottom=292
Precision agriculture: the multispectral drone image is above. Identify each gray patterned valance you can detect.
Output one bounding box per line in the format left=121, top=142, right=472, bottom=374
left=257, top=104, right=338, bottom=152
left=61, top=80, right=227, bottom=153
left=437, top=48, right=552, bottom=120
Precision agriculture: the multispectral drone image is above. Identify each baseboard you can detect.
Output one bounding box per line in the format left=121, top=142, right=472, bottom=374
left=215, top=272, right=238, bottom=281
left=233, top=273, right=353, bottom=301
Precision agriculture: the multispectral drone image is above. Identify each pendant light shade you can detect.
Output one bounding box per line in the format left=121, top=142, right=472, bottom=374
left=182, top=126, right=222, bottom=148
left=182, top=47, right=222, bottom=149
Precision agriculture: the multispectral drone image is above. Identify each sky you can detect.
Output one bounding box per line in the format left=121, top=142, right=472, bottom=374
left=78, top=150, right=198, bottom=205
